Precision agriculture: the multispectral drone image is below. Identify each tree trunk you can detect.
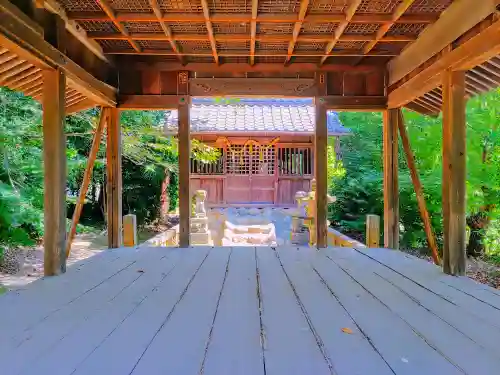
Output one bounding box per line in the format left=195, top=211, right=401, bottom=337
left=466, top=209, right=491, bottom=257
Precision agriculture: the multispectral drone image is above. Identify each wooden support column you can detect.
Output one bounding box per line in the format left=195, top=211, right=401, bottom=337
left=43, top=67, right=67, bottom=276
left=442, top=70, right=467, bottom=275
left=397, top=110, right=440, bottom=264
left=315, top=96, right=328, bottom=248
left=383, top=108, right=399, bottom=249
left=178, top=96, right=191, bottom=247
left=106, top=107, right=122, bottom=248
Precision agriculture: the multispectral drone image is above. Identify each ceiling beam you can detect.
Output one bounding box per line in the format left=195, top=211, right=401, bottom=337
left=250, top=0, right=258, bottom=65
left=148, top=0, right=184, bottom=64
left=388, top=0, right=499, bottom=86
left=285, top=0, right=309, bottom=65
left=95, top=0, right=141, bottom=52
left=108, top=50, right=396, bottom=57
left=43, top=0, right=109, bottom=63
left=67, top=12, right=438, bottom=24
left=388, top=16, right=500, bottom=108
left=320, top=0, right=362, bottom=66
left=200, top=0, right=219, bottom=64
left=362, top=0, right=416, bottom=56
left=88, top=32, right=415, bottom=43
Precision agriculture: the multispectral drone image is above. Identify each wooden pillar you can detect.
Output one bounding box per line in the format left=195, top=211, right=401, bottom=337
left=43, top=67, right=67, bottom=276
left=315, top=97, right=327, bottom=248
left=106, top=108, right=122, bottom=248
left=178, top=96, right=190, bottom=247
left=442, top=70, right=466, bottom=275
left=383, top=108, right=399, bottom=249
left=123, top=214, right=137, bottom=247
left=366, top=214, right=380, bottom=248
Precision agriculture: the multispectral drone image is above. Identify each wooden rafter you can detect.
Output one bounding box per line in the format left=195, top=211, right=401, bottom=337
left=43, top=0, right=109, bottom=63
left=249, top=0, right=258, bottom=66
left=362, top=0, right=416, bottom=56
left=148, top=0, right=184, bottom=64
left=88, top=32, right=414, bottom=43
left=319, top=0, right=362, bottom=66
left=95, top=0, right=141, bottom=52
left=285, top=0, right=309, bottom=65
left=68, top=12, right=438, bottom=24
left=200, top=0, right=219, bottom=64
left=108, top=50, right=396, bottom=57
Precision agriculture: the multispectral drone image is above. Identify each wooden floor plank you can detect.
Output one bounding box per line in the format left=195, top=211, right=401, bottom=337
left=130, top=246, right=232, bottom=375
left=326, top=248, right=500, bottom=374
left=311, top=249, right=461, bottom=375
left=70, top=247, right=211, bottom=375
left=202, top=247, right=264, bottom=375
left=14, top=248, right=183, bottom=375
left=276, top=247, right=394, bottom=375
left=256, top=246, right=332, bottom=375
left=0, top=248, right=170, bottom=375
left=0, top=248, right=139, bottom=344
left=349, top=248, right=500, bottom=358
left=359, top=248, right=500, bottom=327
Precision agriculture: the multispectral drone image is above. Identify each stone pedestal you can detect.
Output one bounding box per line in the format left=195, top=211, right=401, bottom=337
left=190, top=190, right=212, bottom=245
left=290, top=191, right=310, bottom=245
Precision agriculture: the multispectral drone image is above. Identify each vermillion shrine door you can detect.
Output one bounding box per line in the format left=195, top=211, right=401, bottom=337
left=225, top=143, right=276, bottom=204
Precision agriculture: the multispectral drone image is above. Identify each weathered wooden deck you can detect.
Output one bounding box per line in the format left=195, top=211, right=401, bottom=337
left=1, top=246, right=500, bottom=375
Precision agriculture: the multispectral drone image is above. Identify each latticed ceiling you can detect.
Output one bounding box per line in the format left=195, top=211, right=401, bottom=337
left=58, top=0, right=454, bottom=65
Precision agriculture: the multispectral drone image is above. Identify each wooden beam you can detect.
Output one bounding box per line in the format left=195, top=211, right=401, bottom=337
left=362, top=0, right=416, bottom=55
left=96, top=0, right=140, bottom=52
left=321, top=96, right=387, bottom=110
left=388, top=0, right=499, bottom=86
left=388, top=16, right=500, bottom=108
left=88, top=32, right=413, bottom=43
left=148, top=0, right=183, bottom=64
left=43, top=67, right=67, bottom=275
left=106, top=107, right=122, bottom=248
left=68, top=12, right=439, bottom=24
left=0, top=1, right=116, bottom=105
left=320, top=0, right=362, bottom=66
left=285, top=0, right=309, bottom=65
left=117, top=95, right=180, bottom=109
left=383, top=108, right=399, bottom=249
left=66, top=98, right=96, bottom=114
left=66, top=108, right=107, bottom=258
left=178, top=96, right=190, bottom=247
left=43, top=0, right=109, bottom=63
left=315, top=96, right=328, bottom=248
left=200, top=0, right=219, bottom=64
left=442, top=70, right=466, bottom=276
left=249, top=0, right=258, bottom=66
left=132, top=61, right=383, bottom=73
left=397, top=109, right=440, bottom=265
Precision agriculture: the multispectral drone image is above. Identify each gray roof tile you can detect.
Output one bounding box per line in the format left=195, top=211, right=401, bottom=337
left=163, top=98, right=350, bottom=135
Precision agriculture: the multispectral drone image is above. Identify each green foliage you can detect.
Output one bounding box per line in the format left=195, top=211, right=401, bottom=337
left=0, top=88, right=219, bottom=249
left=330, top=88, right=500, bottom=255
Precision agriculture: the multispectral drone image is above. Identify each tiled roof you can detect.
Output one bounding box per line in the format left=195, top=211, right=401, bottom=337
left=163, top=98, right=350, bottom=135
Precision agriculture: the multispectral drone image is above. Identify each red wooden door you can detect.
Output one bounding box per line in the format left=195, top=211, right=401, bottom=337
left=250, top=145, right=275, bottom=203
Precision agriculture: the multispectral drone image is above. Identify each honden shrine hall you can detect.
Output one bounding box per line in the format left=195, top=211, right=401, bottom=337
left=2, top=1, right=500, bottom=374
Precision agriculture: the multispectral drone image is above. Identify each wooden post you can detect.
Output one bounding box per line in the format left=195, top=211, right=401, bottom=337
left=383, top=108, right=399, bottom=249
left=366, top=214, right=380, bottom=248
left=66, top=107, right=107, bottom=258
left=315, top=97, right=327, bottom=248
left=397, top=110, right=440, bottom=265
left=43, top=67, right=67, bottom=276
left=442, top=70, right=467, bottom=275
left=106, top=107, right=122, bottom=248
left=123, top=214, right=137, bottom=247
left=178, top=96, right=190, bottom=247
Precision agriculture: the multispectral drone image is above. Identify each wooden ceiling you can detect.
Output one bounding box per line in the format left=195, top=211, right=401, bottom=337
left=56, top=0, right=453, bottom=65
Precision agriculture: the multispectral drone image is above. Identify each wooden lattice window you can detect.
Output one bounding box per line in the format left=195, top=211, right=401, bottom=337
left=190, top=148, right=224, bottom=174
left=226, top=144, right=276, bottom=175
left=278, top=147, right=313, bottom=176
